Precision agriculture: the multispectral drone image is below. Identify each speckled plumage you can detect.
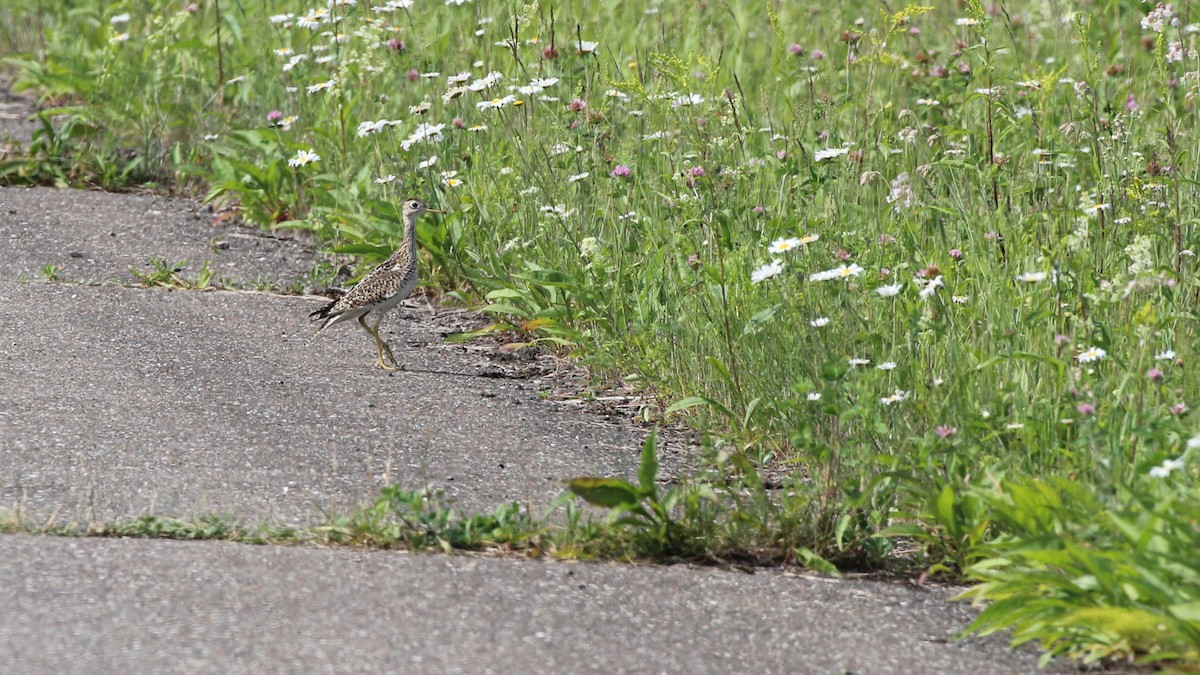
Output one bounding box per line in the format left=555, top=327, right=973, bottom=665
left=310, top=198, right=443, bottom=370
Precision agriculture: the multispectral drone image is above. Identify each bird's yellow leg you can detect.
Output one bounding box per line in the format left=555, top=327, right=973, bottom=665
left=358, top=314, right=398, bottom=371
left=372, top=314, right=401, bottom=369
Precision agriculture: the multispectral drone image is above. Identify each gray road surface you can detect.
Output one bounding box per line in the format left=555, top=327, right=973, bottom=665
left=0, top=186, right=318, bottom=288
left=0, top=281, right=667, bottom=525
left=0, top=535, right=1056, bottom=674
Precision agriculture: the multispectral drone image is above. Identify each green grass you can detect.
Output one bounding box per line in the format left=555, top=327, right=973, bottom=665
left=2, top=0, right=1200, bottom=665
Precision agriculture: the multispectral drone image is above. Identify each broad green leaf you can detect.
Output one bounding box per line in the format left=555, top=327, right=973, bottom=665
left=664, top=395, right=735, bottom=421
left=875, top=523, right=928, bottom=538
left=565, top=477, right=640, bottom=509
left=796, top=547, right=841, bottom=576
left=637, top=428, right=659, bottom=496
left=742, top=303, right=781, bottom=336
left=1167, top=601, right=1200, bottom=622
left=935, top=484, right=957, bottom=533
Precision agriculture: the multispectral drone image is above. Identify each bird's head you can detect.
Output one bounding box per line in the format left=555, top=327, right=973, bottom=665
left=401, top=198, right=445, bottom=219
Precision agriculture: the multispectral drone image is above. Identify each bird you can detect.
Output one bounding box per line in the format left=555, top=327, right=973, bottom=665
left=309, top=197, right=444, bottom=370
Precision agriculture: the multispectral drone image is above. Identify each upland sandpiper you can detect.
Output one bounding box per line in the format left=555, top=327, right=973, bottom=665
left=310, top=198, right=444, bottom=370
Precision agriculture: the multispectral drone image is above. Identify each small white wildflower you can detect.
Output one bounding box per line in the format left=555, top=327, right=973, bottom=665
left=1156, top=350, right=1176, bottom=361
left=1077, top=347, right=1107, bottom=364
left=567, top=172, right=590, bottom=182
left=287, top=148, right=321, bottom=167
left=1017, top=271, right=1048, bottom=283
left=1149, top=457, right=1185, bottom=478
left=814, top=147, right=850, bottom=162
left=810, top=317, right=830, bottom=328
left=807, top=392, right=822, bottom=401
left=918, top=275, right=944, bottom=299
left=768, top=237, right=803, bottom=253
left=848, top=358, right=870, bottom=366
left=418, top=156, right=438, bottom=169
left=374, top=175, right=397, bottom=184
left=809, top=264, right=864, bottom=282
left=356, top=119, right=388, bottom=137
left=887, top=173, right=915, bottom=211
left=877, top=361, right=897, bottom=371
left=751, top=260, right=785, bottom=283
left=876, top=283, right=903, bottom=297
left=306, top=78, right=337, bottom=94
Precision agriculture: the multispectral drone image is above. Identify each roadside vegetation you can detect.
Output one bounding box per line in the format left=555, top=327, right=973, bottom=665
left=2, top=0, right=1198, bottom=666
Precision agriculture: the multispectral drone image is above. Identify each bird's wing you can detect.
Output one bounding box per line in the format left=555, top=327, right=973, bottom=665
left=326, top=262, right=407, bottom=316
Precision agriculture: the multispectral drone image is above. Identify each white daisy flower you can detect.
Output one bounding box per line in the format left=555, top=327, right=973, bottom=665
left=751, top=260, right=784, bottom=283
left=814, top=147, right=850, bottom=162
left=287, top=148, right=321, bottom=167
left=768, top=237, right=803, bottom=253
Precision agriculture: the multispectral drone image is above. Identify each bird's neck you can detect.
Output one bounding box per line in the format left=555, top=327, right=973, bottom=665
left=400, top=218, right=419, bottom=256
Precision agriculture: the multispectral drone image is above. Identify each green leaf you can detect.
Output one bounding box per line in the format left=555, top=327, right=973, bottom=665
left=442, top=323, right=515, bottom=342
left=664, top=396, right=709, bottom=414
left=742, top=303, right=781, bottom=336
left=935, top=483, right=958, bottom=534
left=796, top=547, right=841, bottom=576
left=875, top=523, right=929, bottom=539
left=331, top=243, right=391, bottom=256
left=485, top=288, right=528, bottom=300
left=727, top=452, right=760, bottom=488
left=1167, top=601, right=1200, bottom=622
left=565, top=477, right=640, bottom=509
left=638, top=428, right=659, bottom=496
left=835, top=514, right=852, bottom=551
left=480, top=303, right=532, bottom=318
left=663, top=395, right=735, bottom=421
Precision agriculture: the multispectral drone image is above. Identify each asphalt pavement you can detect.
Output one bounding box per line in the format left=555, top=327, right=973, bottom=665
left=0, top=535, right=1057, bottom=674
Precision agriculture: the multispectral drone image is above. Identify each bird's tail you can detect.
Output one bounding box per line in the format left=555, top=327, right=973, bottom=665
left=307, top=300, right=339, bottom=345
